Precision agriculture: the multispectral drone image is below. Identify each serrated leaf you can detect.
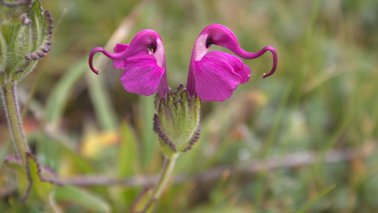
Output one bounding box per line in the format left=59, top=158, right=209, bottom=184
left=154, top=86, right=201, bottom=155
left=5, top=0, right=53, bottom=82
left=0, top=1, right=30, bottom=27
left=8, top=18, right=35, bottom=78
left=5, top=153, right=54, bottom=201
left=27, top=153, right=54, bottom=200
left=28, top=0, right=53, bottom=53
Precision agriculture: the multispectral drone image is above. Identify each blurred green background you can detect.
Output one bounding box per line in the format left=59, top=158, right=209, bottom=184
left=1, top=0, right=378, bottom=212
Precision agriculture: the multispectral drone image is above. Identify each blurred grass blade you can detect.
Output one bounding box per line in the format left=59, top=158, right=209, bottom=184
left=83, top=2, right=144, bottom=132
left=85, top=71, right=117, bottom=131
left=118, top=120, right=139, bottom=177
left=116, top=121, right=140, bottom=208
left=139, top=96, right=157, bottom=167
left=45, top=60, right=87, bottom=127
left=130, top=188, right=152, bottom=213
left=51, top=186, right=111, bottom=213
left=296, top=184, right=336, bottom=213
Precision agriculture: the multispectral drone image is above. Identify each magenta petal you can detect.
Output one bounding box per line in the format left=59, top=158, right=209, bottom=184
left=187, top=24, right=278, bottom=101
left=197, top=24, right=277, bottom=78
left=114, top=43, right=129, bottom=52
left=113, top=43, right=129, bottom=69
left=192, top=51, right=251, bottom=102
left=120, top=55, right=164, bottom=96
left=88, top=30, right=169, bottom=97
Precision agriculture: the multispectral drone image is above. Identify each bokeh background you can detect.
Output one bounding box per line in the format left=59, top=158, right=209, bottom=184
left=1, top=0, right=378, bottom=212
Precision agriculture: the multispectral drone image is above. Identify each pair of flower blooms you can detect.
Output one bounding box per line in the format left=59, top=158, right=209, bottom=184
left=89, top=24, right=277, bottom=102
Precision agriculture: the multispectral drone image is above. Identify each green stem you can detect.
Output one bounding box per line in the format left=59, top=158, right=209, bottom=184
left=142, top=153, right=179, bottom=212
left=1, top=83, right=30, bottom=166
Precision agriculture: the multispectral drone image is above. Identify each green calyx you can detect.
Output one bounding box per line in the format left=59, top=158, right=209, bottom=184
left=0, top=0, right=53, bottom=84
left=154, top=85, right=201, bottom=158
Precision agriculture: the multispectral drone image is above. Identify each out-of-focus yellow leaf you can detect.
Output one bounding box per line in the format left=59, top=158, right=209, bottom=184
left=58, top=147, right=94, bottom=177
left=81, top=127, right=119, bottom=158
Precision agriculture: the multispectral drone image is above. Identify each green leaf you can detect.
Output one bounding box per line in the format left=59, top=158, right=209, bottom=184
left=51, top=186, right=111, bottom=213
left=27, top=153, right=53, bottom=200
left=154, top=86, right=200, bottom=155
left=5, top=153, right=54, bottom=201
left=1, top=0, right=53, bottom=82
left=11, top=0, right=53, bottom=80
left=118, top=120, right=139, bottom=177
left=28, top=0, right=53, bottom=55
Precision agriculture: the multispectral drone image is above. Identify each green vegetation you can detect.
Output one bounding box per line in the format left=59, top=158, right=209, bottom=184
left=1, top=0, right=377, bottom=212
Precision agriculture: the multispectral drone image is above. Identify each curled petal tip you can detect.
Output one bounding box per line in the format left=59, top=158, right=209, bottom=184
left=89, top=62, right=99, bottom=75
left=261, top=46, right=278, bottom=79
left=89, top=56, right=99, bottom=74
left=263, top=72, right=272, bottom=79
left=89, top=47, right=100, bottom=75
left=89, top=46, right=128, bottom=75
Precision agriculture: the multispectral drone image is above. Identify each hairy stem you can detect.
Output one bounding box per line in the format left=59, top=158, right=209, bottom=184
left=1, top=83, right=32, bottom=201
left=142, top=153, right=179, bottom=212
left=1, top=83, right=30, bottom=165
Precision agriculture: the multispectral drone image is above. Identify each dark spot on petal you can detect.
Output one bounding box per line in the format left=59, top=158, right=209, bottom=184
left=148, top=41, right=157, bottom=53
left=206, top=37, right=213, bottom=48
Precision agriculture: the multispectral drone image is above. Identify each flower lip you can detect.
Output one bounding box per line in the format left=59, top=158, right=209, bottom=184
left=187, top=24, right=278, bottom=101
left=88, top=29, right=168, bottom=97
left=192, top=51, right=251, bottom=101
left=191, top=23, right=277, bottom=78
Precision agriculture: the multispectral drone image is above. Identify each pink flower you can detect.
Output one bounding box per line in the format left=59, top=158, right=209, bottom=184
left=88, top=24, right=277, bottom=102
left=187, top=24, right=277, bottom=101
left=89, top=30, right=168, bottom=97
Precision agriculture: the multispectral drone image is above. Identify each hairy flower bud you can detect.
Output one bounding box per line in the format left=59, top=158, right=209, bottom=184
left=154, top=85, right=201, bottom=158
left=0, top=0, right=53, bottom=84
